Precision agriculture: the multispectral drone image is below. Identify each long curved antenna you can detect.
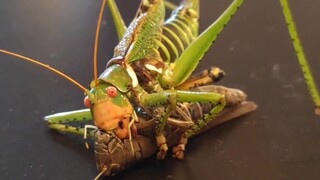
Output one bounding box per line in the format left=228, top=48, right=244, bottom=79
left=93, top=0, right=107, bottom=88
left=0, top=49, right=88, bottom=92
left=280, top=0, right=320, bottom=115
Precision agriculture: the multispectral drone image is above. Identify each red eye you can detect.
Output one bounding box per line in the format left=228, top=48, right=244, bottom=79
left=84, top=96, right=92, bottom=108
left=106, top=86, right=117, bottom=97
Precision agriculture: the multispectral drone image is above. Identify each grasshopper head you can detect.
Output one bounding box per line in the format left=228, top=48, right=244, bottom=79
left=84, top=64, right=136, bottom=139
left=84, top=82, right=134, bottom=139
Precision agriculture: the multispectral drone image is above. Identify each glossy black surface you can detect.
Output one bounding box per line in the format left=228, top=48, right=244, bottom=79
left=0, top=0, right=319, bottom=179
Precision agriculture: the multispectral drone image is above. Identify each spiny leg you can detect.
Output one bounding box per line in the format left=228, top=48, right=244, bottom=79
left=160, top=0, right=244, bottom=88
left=48, top=124, right=87, bottom=136
left=173, top=84, right=249, bottom=159
left=107, top=0, right=127, bottom=40
left=141, top=90, right=226, bottom=159
left=176, top=67, right=225, bottom=90
left=173, top=98, right=226, bottom=159
left=280, top=0, right=320, bottom=115
left=155, top=105, right=171, bottom=159
left=195, top=85, right=247, bottom=106
left=45, top=109, right=92, bottom=124
left=154, top=93, right=178, bottom=159
left=45, top=109, right=96, bottom=142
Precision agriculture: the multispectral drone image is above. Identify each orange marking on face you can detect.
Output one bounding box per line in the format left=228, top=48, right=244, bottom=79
left=93, top=100, right=133, bottom=138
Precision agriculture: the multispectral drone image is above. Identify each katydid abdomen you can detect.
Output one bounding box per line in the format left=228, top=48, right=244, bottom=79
left=159, top=3, right=199, bottom=62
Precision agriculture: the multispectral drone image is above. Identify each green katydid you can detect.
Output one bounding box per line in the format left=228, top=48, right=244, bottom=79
left=0, top=0, right=255, bottom=177
left=280, top=0, right=320, bottom=116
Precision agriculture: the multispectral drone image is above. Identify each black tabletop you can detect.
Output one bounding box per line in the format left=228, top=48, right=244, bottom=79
left=1, top=0, right=319, bottom=179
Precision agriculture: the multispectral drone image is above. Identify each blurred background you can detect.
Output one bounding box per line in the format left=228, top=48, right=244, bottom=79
left=0, top=0, right=319, bottom=179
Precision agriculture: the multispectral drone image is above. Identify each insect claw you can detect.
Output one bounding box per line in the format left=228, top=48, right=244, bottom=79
left=172, top=136, right=187, bottom=159
left=156, top=134, right=168, bottom=159
left=156, top=144, right=168, bottom=160
left=172, top=144, right=185, bottom=160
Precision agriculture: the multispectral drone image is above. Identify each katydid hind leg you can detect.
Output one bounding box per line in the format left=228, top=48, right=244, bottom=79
left=171, top=84, right=249, bottom=159
left=141, top=90, right=226, bottom=159
left=173, top=93, right=226, bottom=159
left=160, top=0, right=244, bottom=88
left=176, top=67, right=225, bottom=90
left=171, top=84, right=249, bottom=158
left=280, top=0, right=320, bottom=115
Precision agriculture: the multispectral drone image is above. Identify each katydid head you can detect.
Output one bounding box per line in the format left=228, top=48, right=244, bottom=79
left=85, top=64, right=136, bottom=139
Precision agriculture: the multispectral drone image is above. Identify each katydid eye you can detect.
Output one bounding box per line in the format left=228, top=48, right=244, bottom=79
left=106, top=86, right=117, bottom=97
left=84, top=96, right=92, bottom=108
